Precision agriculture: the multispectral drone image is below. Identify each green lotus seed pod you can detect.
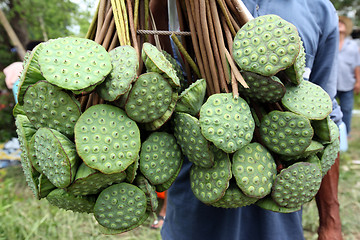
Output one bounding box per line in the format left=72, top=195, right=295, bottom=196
left=312, top=116, right=331, bottom=142
left=318, top=138, right=340, bottom=177
left=233, top=15, right=301, bottom=76
left=142, top=42, right=180, bottom=88
left=240, top=72, right=286, bottom=103
left=282, top=80, right=332, bottom=120
left=190, top=145, right=232, bottom=204
left=125, top=72, right=174, bottom=123
left=279, top=140, right=324, bottom=162
left=211, top=182, right=258, bottom=208
left=162, top=50, right=187, bottom=92
left=15, top=114, right=40, bottom=199
left=34, top=127, right=80, bottom=188
left=199, top=93, right=255, bottom=153
left=97, top=45, right=138, bottom=101
left=38, top=174, right=56, bottom=199
left=173, top=112, right=214, bottom=168
left=13, top=103, right=26, bottom=118
left=142, top=91, right=178, bottom=131
left=98, top=211, right=150, bottom=235
left=256, top=196, right=301, bottom=213
left=46, top=188, right=95, bottom=213
left=17, top=42, right=46, bottom=105
left=135, top=175, right=159, bottom=212
left=66, top=162, right=127, bottom=196
left=327, top=119, right=340, bottom=144
left=306, top=154, right=323, bottom=176
left=75, top=104, right=141, bottom=174
left=232, top=142, right=277, bottom=198
left=23, top=80, right=81, bottom=138
left=125, top=155, right=139, bottom=183
left=38, top=37, right=112, bottom=93
left=260, top=110, right=313, bottom=156
left=313, top=117, right=339, bottom=144
left=271, top=162, right=322, bottom=209
left=94, top=183, right=147, bottom=230
left=28, top=134, right=42, bottom=173
left=139, top=132, right=183, bottom=185
left=283, top=40, right=306, bottom=85
left=175, top=79, right=207, bottom=116
left=155, top=163, right=182, bottom=192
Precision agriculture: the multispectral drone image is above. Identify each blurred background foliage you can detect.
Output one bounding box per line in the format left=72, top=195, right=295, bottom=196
left=0, top=0, right=96, bottom=143
left=331, top=0, right=360, bottom=24
left=0, top=0, right=96, bottom=69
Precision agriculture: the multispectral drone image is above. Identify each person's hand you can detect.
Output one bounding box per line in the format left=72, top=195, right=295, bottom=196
left=3, top=62, right=23, bottom=89
left=318, top=225, right=343, bottom=240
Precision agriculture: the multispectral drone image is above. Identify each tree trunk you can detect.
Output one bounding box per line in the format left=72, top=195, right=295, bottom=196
left=0, top=8, right=26, bottom=60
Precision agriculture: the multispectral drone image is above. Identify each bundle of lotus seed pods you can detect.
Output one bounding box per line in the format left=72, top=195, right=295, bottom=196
left=13, top=0, right=340, bottom=234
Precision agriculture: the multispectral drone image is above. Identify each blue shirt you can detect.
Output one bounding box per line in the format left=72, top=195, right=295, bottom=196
left=337, top=38, right=360, bottom=91
left=161, top=1, right=340, bottom=240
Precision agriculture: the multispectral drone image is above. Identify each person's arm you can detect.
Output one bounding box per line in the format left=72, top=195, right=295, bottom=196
left=354, top=66, right=360, bottom=94
left=315, top=154, right=342, bottom=240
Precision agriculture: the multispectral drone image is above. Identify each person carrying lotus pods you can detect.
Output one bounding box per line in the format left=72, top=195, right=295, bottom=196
left=336, top=15, right=360, bottom=138
left=150, top=0, right=343, bottom=240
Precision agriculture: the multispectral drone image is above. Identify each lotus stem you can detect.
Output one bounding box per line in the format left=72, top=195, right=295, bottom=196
left=86, top=93, right=94, bottom=110
left=184, top=0, right=205, bottom=80
left=230, top=0, right=254, bottom=26
left=119, top=0, right=130, bottom=45
left=216, top=0, right=236, bottom=36
left=116, top=0, right=127, bottom=45
left=80, top=95, right=89, bottom=112
left=102, top=18, right=116, bottom=50
left=96, top=0, right=107, bottom=37
left=134, top=0, right=139, bottom=31
left=231, top=71, right=239, bottom=99
left=144, top=0, right=149, bottom=41
left=201, top=0, right=220, bottom=94
left=127, top=0, right=140, bottom=58
left=109, top=31, right=119, bottom=51
left=111, top=0, right=125, bottom=45
left=209, top=0, right=230, bottom=86
left=222, top=14, right=234, bottom=88
left=206, top=0, right=228, bottom=93
left=176, top=0, right=193, bottom=83
left=221, top=0, right=240, bottom=32
left=96, top=6, right=113, bottom=44
left=224, top=48, right=248, bottom=88
left=171, top=33, right=201, bottom=78
left=85, top=0, right=99, bottom=39
left=194, top=0, right=215, bottom=95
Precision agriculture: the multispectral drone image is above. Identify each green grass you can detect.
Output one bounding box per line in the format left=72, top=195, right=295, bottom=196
left=0, top=167, right=162, bottom=240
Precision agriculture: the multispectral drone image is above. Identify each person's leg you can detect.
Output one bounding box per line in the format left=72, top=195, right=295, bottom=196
left=337, top=90, right=354, bottom=135
left=159, top=190, right=167, bottom=218
left=151, top=191, right=167, bottom=229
